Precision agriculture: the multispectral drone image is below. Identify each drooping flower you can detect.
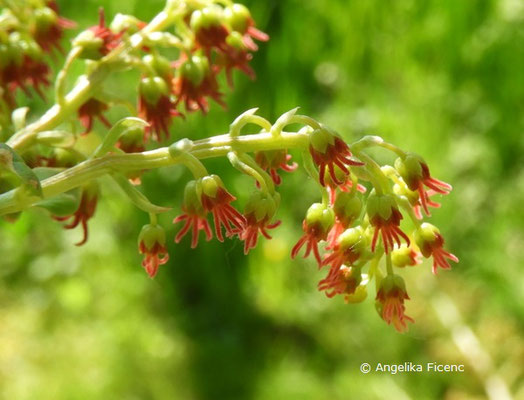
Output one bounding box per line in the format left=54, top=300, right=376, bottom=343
left=138, top=223, right=169, bottom=278
left=190, top=6, right=231, bottom=57
left=174, top=176, right=245, bottom=246
left=53, top=183, right=98, bottom=246
left=308, top=127, right=364, bottom=187
left=138, top=76, right=182, bottom=141
left=78, top=98, right=111, bottom=134
left=367, top=192, right=410, bottom=254
left=291, top=203, right=335, bottom=265
left=254, top=149, right=297, bottom=186
left=33, top=2, right=76, bottom=54
left=322, top=226, right=367, bottom=277
left=395, top=153, right=452, bottom=217
left=199, top=175, right=246, bottom=242
left=173, top=180, right=213, bottom=248
left=172, top=54, right=225, bottom=113
left=415, top=223, right=459, bottom=274
left=224, top=4, right=269, bottom=52
left=240, top=191, right=280, bottom=254
left=375, top=274, right=414, bottom=333
left=318, top=265, right=362, bottom=299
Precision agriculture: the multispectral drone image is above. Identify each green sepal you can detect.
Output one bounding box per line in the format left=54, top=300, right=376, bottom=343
left=138, top=223, right=166, bottom=250
left=35, top=190, right=81, bottom=217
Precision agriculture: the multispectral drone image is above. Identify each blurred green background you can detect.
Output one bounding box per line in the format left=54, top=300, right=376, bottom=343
left=1, top=0, right=523, bottom=399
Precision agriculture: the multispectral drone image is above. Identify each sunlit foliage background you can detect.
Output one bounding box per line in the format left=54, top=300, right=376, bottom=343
left=1, top=0, right=523, bottom=399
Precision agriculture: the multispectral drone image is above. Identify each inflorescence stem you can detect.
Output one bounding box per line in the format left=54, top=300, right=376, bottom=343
left=0, top=130, right=311, bottom=216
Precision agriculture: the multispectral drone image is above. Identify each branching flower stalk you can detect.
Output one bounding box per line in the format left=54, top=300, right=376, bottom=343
left=0, top=0, right=458, bottom=333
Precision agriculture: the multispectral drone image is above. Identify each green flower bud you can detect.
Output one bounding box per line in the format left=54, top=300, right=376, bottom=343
left=200, top=174, right=223, bottom=199
left=190, top=6, right=223, bottom=31
left=139, top=76, right=169, bottom=105
left=305, top=203, right=335, bottom=236
left=394, top=153, right=426, bottom=191
left=224, top=4, right=251, bottom=33
left=334, top=191, right=362, bottom=225
left=179, top=55, right=209, bottom=86
left=379, top=274, right=407, bottom=295
left=34, top=7, right=58, bottom=31
left=414, top=222, right=440, bottom=257
left=309, top=126, right=336, bottom=154
left=138, top=223, right=166, bottom=250
left=391, top=244, right=419, bottom=268
left=182, top=180, right=205, bottom=215
left=337, top=226, right=366, bottom=253
left=345, top=283, right=368, bottom=303
left=244, top=191, right=279, bottom=222
left=366, top=192, right=397, bottom=221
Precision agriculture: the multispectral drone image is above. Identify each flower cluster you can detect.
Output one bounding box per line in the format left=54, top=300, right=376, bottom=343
left=134, top=115, right=458, bottom=333
left=72, top=2, right=268, bottom=143
left=0, top=2, right=458, bottom=334
left=0, top=1, right=74, bottom=108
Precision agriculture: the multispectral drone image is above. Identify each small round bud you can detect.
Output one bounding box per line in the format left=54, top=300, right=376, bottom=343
left=345, top=283, right=368, bottom=303
left=305, top=203, right=335, bottom=237
left=309, top=127, right=336, bottom=154
left=190, top=6, right=223, bottom=31
left=337, top=226, right=366, bottom=254
left=333, top=191, right=362, bottom=226
left=224, top=4, right=252, bottom=33
left=366, top=192, right=397, bottom=221
left=178, top=54, right=209, bottom=86
left=244, top=191, right=279, bottom=223
left=391, top=244, right=420, bottom=268
left=182, top=180, right=205, bottom=215
left=200, top=174, right=223, bottom=199
left=139, top=76, right=169, bottom=105
left=34, top=7, right=58, bottom=31
left=138, top=223, right=166, bottom=251
left=414, top=222, right=441, bottom=258
left=394, top=153, right=426, bottom=191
